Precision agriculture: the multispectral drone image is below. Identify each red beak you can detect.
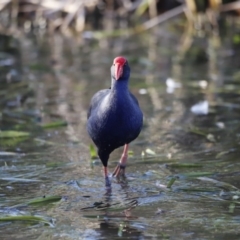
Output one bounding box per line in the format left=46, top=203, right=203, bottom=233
left=115, top=63, right=123, bottom=80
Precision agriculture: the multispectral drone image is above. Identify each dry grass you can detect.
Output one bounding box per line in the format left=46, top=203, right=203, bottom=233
left=0, top=0, right=240, bottom=36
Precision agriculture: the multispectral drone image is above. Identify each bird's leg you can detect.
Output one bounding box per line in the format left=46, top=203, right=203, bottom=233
left=104, top=166, right=111, bottom=187
left=112, top=144, right=128, bottom=177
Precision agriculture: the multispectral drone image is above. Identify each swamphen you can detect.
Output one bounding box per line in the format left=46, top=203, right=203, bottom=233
left=87, top=56, right=143, bottom=187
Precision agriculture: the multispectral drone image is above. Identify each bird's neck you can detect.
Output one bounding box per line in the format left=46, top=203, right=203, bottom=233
left=111, top=78, right=129, bottom=94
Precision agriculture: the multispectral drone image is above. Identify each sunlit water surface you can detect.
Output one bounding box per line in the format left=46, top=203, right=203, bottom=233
left=1, top=19, right=240, bottom=239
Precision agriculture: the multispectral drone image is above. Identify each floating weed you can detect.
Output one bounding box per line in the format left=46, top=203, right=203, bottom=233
left=188, top=127, right=216, bottom=142
left=0, top=130, right=30, bottom=138
left=27, top=195, right=62, bottom=205
left=134, top=160, right=169, bottom=165
left=0, top=137, right=29, bottom=148
left=89, top=144, right=98, bottom=160
left=177, top=187, right=218, bottom=192
left=9, top=196, right=62, bottom=209
left=188, top=127, right=207, bottom=136
left=166, top=163, right=203, bottom=168
left=197, top=177, right=239, bottom=191
left=0, top=215, right=54, bottom=227
left=167, top=177, right=177, bottom=188
left=41, top=120, right=68, bottom=129
left=128, top=150, right=134, bottom=157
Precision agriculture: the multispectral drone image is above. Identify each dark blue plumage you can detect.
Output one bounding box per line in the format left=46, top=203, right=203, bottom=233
left=87, top=56, right=143, bottom=187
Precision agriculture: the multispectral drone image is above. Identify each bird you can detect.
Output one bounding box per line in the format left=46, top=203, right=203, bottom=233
left=87, top=56, right=143, bottom=187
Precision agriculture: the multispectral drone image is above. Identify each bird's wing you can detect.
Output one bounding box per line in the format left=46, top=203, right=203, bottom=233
left=87, top=89, right=110, bottom=119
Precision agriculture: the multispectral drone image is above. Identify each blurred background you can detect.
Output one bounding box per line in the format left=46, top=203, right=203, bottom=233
left=1, top=0, right=240, bottom=239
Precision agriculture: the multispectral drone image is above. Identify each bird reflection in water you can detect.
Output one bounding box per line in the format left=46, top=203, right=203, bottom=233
left=81, top=183, right=141, bottom=238
left=98, top=221, right=143, bottom=239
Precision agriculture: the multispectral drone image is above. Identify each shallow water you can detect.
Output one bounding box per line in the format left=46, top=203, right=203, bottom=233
left=1, top=19, right=240, bottom=239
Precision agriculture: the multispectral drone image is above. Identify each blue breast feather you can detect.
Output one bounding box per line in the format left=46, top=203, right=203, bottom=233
left=87, top=89, right=143, bottom=152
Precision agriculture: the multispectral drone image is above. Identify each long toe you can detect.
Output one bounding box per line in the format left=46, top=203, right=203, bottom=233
left=113, top=163, right=126, bottom=177
left=116, top=171, right=128, bottom=187
left=112, top=164, right=120, bottom=177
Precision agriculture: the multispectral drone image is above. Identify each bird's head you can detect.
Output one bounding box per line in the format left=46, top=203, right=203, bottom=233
left=111, top=56, right=130, bottom=81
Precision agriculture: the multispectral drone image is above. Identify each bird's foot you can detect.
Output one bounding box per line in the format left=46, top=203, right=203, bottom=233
left=112, top=163, right=126, bottom=178
left=118, top=173, right=127, bottom=184
left=105, top=176, right=111, bottom=188
left=116, top=171, right=128, bottom=187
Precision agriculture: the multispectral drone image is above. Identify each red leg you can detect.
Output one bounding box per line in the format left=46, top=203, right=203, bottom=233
left=104, top=166, right=108, bottom=177
left=112, top=144, right=128, bottom=177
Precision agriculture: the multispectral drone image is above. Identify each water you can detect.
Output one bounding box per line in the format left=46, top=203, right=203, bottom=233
left=0, top=18, right=240, bottom=239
